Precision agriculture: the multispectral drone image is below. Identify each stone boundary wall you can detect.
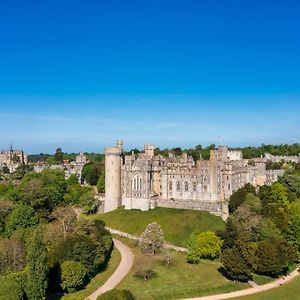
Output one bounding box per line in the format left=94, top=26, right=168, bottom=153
left=106, top=227, right=188, bottom=252
left=156, top=198, right=228, bottom=219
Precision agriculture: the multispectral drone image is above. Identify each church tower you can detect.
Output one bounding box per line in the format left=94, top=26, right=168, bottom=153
left=104, top=140, right=123, bottom=212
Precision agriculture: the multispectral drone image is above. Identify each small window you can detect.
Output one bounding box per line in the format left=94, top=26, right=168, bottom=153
left=185, top=182, right=188, bottom=191
left=176, top=182, right=181, bottom=191
left=228, top=184, right=231, bottom=190
left=169, top=181, right=172, bottom=190
left=193, top=182, right=197, bottom=191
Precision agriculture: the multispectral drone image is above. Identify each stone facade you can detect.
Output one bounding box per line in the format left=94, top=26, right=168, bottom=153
left=0, top=148, right=28, bottom=172
left=104, top=141, right=287, bottom=220
left=34, top=152, right=88, bottom=184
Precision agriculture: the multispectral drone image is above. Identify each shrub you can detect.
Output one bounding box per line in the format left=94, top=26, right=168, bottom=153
left=97, top=289, right=134, bottom=300
left=60, top=260, right=87, bottom=293
left=0, top=275, right=23, bottom=300
left=187, top=231, right=223, bottom=263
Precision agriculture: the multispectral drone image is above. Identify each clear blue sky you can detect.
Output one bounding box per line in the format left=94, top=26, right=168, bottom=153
left=0, top=0, right=299, bottom=153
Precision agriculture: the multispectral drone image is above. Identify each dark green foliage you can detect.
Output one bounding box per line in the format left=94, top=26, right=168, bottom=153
left=82, top=162, right=104, bottom=186
left=228, top=183, right=256, bottom=213
left=256, top=240, right=282, bottom=277
left=54, top=148, right=64, bottom=163
left=26, top=230, right=48, bottom=300
left=48, top=220, right=112, bottom=273
left=286, top=216, right=300, bottom=255
left=97, top=289, right=134, bottom=300
left=279, top=174, right=300, bottom=197
left=221, top=246, right=252, bottom=282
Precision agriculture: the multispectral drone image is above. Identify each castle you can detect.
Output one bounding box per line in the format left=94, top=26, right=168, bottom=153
left=0, top=146, right=28, bottom=173
left=104, top=141, right=284, bottom=220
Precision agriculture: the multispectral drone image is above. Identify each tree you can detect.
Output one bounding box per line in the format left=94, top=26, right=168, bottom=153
left=5, top=204, right=38, bottom=235
left=54, top=148, right=63, bottom=163
left=97, top=289, right=134, bottom=300
left=26, top=230, right=48, bottom=300
left=258, top=218, right=282, bottom=240
left=133, top=254, right=155, bottom=281
left=286, top=215, right=300, bottom=256
left=221, top=246, right=252, bottom=282
left=270, top=183, right=289, bottom=207
left=243, top=193, right=262, bottom=213
left=187, top=231, right=223, bottom=263
left=52, top=206, right=76, bottom=241
left=139, top=222, right=164, bottom=255
left=60, top=260, right=87, bottom=293
left=229, top=183, right=256, bottom=213
left=0, top=238, right=26, bottom=275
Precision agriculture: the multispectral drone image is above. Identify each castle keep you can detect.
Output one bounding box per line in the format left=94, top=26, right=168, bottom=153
left=104, top=141, right=284, bottom=219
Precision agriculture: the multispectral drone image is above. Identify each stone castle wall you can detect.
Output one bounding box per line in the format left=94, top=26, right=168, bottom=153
left=156, top=198, right=228, bottom=220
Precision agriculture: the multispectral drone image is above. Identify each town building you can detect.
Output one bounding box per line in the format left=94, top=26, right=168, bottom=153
left=0, top=146, right=28, bottom=173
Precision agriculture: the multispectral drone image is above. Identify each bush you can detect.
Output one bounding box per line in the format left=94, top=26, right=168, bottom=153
left=97, top=289, right=134, bottom=300
left=187, top=231, right=223, bottom=263
left=0, top=275, right=24, bottom=300
left=132, top=254, right=156, bottom=281
left=61, top=260, right=87, bottom=293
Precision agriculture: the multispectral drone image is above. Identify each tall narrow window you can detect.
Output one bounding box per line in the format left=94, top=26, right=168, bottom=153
left=169, top=181, right=172, bottom=190
left=185, top=182, right=189, bottom=191
left=176, top=182, right=181, bottom=191
left=193, top=182, right=197, bottom=192
left=133, top=174, right=142, bottom=190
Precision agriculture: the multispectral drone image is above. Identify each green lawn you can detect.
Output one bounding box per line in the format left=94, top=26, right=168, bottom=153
left=116, top=240, right=248, bottom=300
left=58, top=246, right=121, bottom=300
left=233, top=275, right=300, bottom=300
left=84, top=207, right=224, bottom=247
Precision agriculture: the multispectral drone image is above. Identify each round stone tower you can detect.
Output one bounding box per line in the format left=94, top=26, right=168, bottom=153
left=104, top=140, right=123, bottom=212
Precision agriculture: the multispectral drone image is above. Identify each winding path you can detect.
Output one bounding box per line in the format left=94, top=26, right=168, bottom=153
left=87, top=239, right=134, bottom=300
left=182, top=264, right=300, bottom=300
left=86, top=234, right=300, bottom=300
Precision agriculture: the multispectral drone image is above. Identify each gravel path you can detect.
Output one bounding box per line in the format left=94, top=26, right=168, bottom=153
left=87, top=239, right=134, bottom=300
left=182, top=265, right=300, bottom=300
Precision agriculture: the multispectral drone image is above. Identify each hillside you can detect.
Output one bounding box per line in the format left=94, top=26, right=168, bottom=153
left=85, top=207, right=225, bottom=247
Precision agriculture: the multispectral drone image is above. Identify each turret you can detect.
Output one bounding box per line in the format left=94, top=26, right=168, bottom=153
left=104, top=140, right=123, bottom=212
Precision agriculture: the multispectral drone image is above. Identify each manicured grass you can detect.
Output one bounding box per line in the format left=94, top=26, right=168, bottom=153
left=233, top=275, right=300, bottom=300
left=116, top=239, right=248, bottom=300
left=84, top=207, right=225, bottom=247
left=60, top=246, right=121, bottom=300
left=252, top=274, right=274, bottom=285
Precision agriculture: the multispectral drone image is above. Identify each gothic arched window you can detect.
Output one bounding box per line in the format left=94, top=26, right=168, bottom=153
left=133, top=174, right=142, bottom=190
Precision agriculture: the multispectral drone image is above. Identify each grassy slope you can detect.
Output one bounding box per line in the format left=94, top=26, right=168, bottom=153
left=117, top=239, right=248, bottom=300
left=233, top=276, right=300, bottom=300
left=85, top=207, right=225, bottom=247
left=60, top=247, right=121, bottom=300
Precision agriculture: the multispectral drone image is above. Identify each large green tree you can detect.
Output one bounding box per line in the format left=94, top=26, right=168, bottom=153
left=26, top=230, right=48, bottom=300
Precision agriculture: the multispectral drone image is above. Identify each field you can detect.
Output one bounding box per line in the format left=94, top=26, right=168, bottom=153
left=84, top=207, right=225, bottom=247
left=233, top=276, right=300, bottom=300
left=116, top=238, right=248, bottom=300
